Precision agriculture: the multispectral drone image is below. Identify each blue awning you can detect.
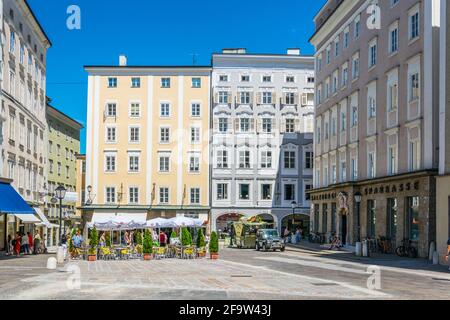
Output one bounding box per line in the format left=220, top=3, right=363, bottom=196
left=0, top=181, right=35, bottom=214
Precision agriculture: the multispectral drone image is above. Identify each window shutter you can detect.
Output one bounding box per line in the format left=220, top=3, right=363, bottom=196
left=256, top=93, right=261, bottom=105
left=228, top=92, right=232, bottom=104
left=294, top=93, right=299, bottom=105
left=235, top=118, right=240, bottom=132
left=272, top=93, right=276, bottom=104
left=302, top=93, right=307, bottom=106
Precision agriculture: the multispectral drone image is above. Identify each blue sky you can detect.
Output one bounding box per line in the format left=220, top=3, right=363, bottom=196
left=28, top=0, right=326, bottom=153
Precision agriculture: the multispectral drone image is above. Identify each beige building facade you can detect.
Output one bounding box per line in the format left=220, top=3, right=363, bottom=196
left=82, top=58, right=211, bottom=227
left=310, top=0, right=440, bottom=257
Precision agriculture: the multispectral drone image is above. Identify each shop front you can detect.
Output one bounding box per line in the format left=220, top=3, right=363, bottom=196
left=310, top=171, right=436, bottom=257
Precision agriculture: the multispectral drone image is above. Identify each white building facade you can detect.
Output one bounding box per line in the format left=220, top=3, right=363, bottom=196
left=211, top=49, right=315, bottom=234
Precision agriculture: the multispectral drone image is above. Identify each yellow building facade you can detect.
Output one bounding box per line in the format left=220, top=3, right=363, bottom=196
left=82, top=61, right=211, bottom=227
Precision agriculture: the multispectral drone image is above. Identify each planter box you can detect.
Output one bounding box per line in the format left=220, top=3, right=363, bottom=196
left=210, top=253, right=219, bottom=260
left=197, top=252, right=206, bottom=258
left=143, top=254, right=152, bottom=261
left=88, top=255, right=96, bottom=262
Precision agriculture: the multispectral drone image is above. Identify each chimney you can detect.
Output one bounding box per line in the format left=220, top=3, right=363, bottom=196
left=222, top=48, right=246, bottom=54
left=119, top=55, right=127, bottom=66
left=287, top=48, right=301, bottom=55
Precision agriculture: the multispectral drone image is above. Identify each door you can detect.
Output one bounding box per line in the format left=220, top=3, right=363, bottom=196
left=341, top=214, right=347, bottom=245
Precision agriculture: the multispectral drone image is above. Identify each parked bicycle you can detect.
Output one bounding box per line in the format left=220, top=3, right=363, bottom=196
left=395, top=238, right=418, bottom=258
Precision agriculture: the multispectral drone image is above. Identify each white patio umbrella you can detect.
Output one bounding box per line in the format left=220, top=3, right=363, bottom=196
left=146, top=217, right=171, bottom=228
left=168, top=216, right=205, bottom=228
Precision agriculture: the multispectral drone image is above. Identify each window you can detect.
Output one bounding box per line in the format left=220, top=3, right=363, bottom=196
left=218, top=118, right=228, bottom=133
left=305, top=151, right=313, bottom=169
left=284, top=151, right=296, bottom=169
left=190, top=188, right=200, bottom=204
left=129, top=187, right=139, bottom=204
left=9, top=71, right=15, bottom=97
left=285, top=92, right=295, bottom=105
left=106, top=127, right=116, bottom=142
left=160, top=103, right=170, bottom=117
left=326, top=47, right=331, bottom=64
left=129, top=127, right=140, bottom=142
left=262, top=118, right=272, bottom=133
left=390, top=26, right=398, bottom=54
left=159, top=187, right=169, bottom=203
left=218, top=91, right=229, bottom=104
left=340, top=161, right=347, bottom=182
left=331, top=165, right=337, bottom=184
left=262, top=92, right=272, bottom=104
left=305, top=183, right=312, bottom=201
left=387, top=198, right=398, bottom=240
left=334, top=39, right=339, bottom=57
left=369, top=40, right=377, bottom=68
left=351, top=106, right=358, bottom=127
left=130, top=102, right=140, bottom=117
left=160, top=127, right=170, bottom=143
left=105, top=154, right=116, bottom=172
left=307, top=76, right=315, bottom=84
left=406, top=197, right=420, bottom=241
left=58, top=162, right=62, bottom=176
left=352, top=54, right=360, bottom=79
left=262, top=75, right=272, bottom=82
left=240, top=92, right=251, bottom=104
left=241, top=75, right=250, bottom=82
left=341, top=111, right=347, bottom=132
left=49, top=141, right=53, bottom=154
left=131, top=77, right=141, bottom=88
left=342, top=66, right=348, bottom=87
left=161, top=78, right=170, bottom=88
left=217, top=150, right=228, bottom=168
left=191, top=103, right=200, bottom=117
left=192, top=77, right=201, bottom=88
left=389, top=84, right=398, bottom=111
left=284, top=184, right=295, bottom=201
left=286, top=76, right=295, bottom=83
left=217, top=184, right=228, bottom=200
left=409, top=10, right=420, bottom=40
left=219, top=75, right=228, bottom=82
left=239, top=118, right=250, bottom=132
left=285, top=119, right=295, bottom=133
left=261, top=151, right=272, bottom=169
left=410, top=73, right=420, bottom=101
left=189, top=155, right=200, bottom=172
left=239, top=150, right=251, bottom=168
left=190, top=127, right=200, bottom=143
left=368, top=96, right=376, bottom=118
left=354, top=16, right=361, bottom=39
left=261, top=184, right=272, bottom=200
left=239, top=184, right=250, bottom=200
left=159, top=155, right=170, bottom=172
left=105, top=187, right=116, bottom=204
left=368, top=152, right=375, bottom=178
left=129, top=155, right=139, bottom=172
left=344, top=30, right=349, bottom=48
left=351, top=158, right=358, bottom=180
left=367, top=200, right=376, bottom=238
left=388, top=146, right=396, bottom=175
left=106, top=103, right=117, bottom=117
left=108, top=77, right=117, bottom=88
left=20, top=42, right=24, bottom=64
left=409, top=139, right=420, bottom=171
left=9, top=30, right=15, bottom=53
left=49, top=160, right=54, bottom=174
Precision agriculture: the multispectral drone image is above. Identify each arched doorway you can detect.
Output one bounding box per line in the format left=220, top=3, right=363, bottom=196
left=215, top=213, right=243, bottom=234
left=281, top=214, right=310, bottom=237
left=257, top=213, right=276, bottom=228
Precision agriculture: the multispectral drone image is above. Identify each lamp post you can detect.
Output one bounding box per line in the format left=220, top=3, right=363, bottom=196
left=86, top=185, right=93, bottom=205
left=55, top=184, right=67, bottom=246
left=354, top=191, right=362, bottom=242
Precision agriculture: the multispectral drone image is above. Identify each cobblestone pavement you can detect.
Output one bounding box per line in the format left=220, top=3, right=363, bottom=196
left=1, top=247, right=450, bottom=300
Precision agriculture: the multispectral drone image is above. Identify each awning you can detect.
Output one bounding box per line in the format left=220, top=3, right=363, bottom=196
left=34, top=207, right=55, bottom=228
left=87, top=212, right=147, bottom=230
left=14, top=213, right=41, bottom=223
left=0, top=181, right=35, bottom=214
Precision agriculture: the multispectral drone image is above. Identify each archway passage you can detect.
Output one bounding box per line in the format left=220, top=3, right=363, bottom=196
left=215, top=213, right=243, bottom=233
left=257, top=213, right=276, bottom=228
left=281, top=214, right=310, bottom=237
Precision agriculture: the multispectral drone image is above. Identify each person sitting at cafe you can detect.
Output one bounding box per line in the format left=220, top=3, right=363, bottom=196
left=159, top=231, right=167, bottom=247
left=99, top=232, right=106, bottom=247
left=72, top=230, right=83, bottom=248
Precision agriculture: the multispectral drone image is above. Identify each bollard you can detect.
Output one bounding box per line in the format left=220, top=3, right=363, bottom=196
left=56, top=246, right=64, bottom=264
left=355, top=242, right=362, bottom=256
left=47, top=257, right=57, bottom=270
left=362, top=240, right=369, bottom=257
left=429, top=242, right=436, bottom=261
left=432, top=251, right=439, bottom=265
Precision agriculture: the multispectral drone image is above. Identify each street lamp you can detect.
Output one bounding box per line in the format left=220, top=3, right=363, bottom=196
left=55, top=184, right=67, bottom=246
left=86, top=185, right=93, bottom=205
left=291, top=201, right=297, bottom=225
left=354, top=191, right=362, bottom=242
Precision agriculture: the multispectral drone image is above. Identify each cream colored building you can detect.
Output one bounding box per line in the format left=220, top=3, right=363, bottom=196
left=82, top=57, right=211, bottom=227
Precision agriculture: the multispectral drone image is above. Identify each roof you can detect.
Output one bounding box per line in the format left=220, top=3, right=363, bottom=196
left=46, top=104, right=84, bottom=130
left=23, top=0, right=52, bottom=47
left=309, top=0, right=345, bottom=43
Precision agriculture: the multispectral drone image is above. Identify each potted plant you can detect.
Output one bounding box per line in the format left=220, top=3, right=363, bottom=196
left=142, top=229, right=153, bottom=260
left=88, top=227, right=98, bottom=261
left=105, top=231, right=111, bottom=247
left=209, top=231, right=219, bottom=260
left=181, top=227, right=192, bottom=246
left=196, top=229, right=206, bottom=258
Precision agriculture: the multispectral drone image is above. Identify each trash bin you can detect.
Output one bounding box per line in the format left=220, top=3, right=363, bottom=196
left=362, top=240, right=370, bottom=257
left=355, top=242, right=362, bottom=256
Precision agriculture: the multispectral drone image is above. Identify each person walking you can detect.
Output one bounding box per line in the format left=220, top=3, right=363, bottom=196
left=34, top=231, right=41, bottom=254
left=283, top=228, right=290, bottom=244
left=22, top=232, right=29, bottom=254
left=27, top=232, right=33, bottom=254
left=72, top=230, right=83, bottom=248
left=14, top=232, right=21, bottom=257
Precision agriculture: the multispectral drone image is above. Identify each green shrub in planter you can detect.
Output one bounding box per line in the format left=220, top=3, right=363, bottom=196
left=209, top=231, right=219, bottom=254
left=170, top=230, right=177, bottom=239
left=89, top=227, right=98, bottom=255
left=134, top=231, right=142, bottom=246
left=181, top=227, right=192, bottom=246
left=105, top=232, right=111, bottom=247
left=143, top=230, right=153, bottom=254
left=196, top=229, right=205, bottom=248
